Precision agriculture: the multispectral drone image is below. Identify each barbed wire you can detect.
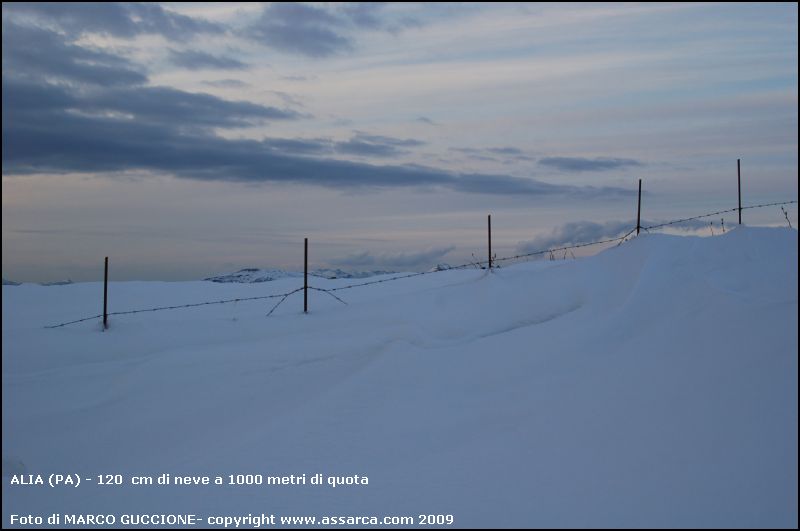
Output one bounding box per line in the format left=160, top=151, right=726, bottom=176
left=43, top=199, right=797, bottom=329
left=266, top=287, right=305, bottom=317
left=45, top=288, right=303, bottom=328
left=641, top=200, right=797, bottom=231
left=496, top=228, right=638, bottom=264
left=44, top=314, right=105, bottom=329
left=309, top=286, right=348, bottom=305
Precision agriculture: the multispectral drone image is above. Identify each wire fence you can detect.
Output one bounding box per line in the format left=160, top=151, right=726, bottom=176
left=43, top=199, right=797, bottom=329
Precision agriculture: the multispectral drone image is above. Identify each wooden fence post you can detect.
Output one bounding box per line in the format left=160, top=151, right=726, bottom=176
left=738, top=159, right=742, bottom=225
left=488, top=214, right=492, bottom=269
left=103, top=256, right=108, bottom=330
left=304, top=238, right=308, bottom=314
left=636, top=179, right=642, bottom=235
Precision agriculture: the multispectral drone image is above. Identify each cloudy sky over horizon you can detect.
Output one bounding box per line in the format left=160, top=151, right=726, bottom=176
left=2, top=2, right=797, bottom=282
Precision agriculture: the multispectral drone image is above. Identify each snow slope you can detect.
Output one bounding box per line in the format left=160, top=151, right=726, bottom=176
left=2, top=226, right=797, bottom=528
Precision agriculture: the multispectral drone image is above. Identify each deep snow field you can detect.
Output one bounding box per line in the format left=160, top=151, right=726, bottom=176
left=2, top=226, right=797, bottom=528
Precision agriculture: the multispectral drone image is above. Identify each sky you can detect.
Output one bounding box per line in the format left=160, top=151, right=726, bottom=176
left=2, top=2, right=797, bottom=282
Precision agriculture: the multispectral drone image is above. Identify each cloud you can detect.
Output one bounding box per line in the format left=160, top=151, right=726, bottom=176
left=2, top=87, right=633, bottom=196
left=248, top=3, right=352, bottom=57
left=416, top=116, right=439, bottom=126
left=2, top=22, right=147, bottom=87
left=4, top=78, right=302, bottom=134
left=450, top=146, right=535, bottom=163
left=258, top=133, right=425, bottom=158
left=167, top=49, right=249, bottom=70
left=246, top=3, right=419, bottom=57
left=281, top=75, right=315, bottom=82
left=1, top=21, right=633, bottom=199
left=335, top=133, right=426, bottom=158
left=266, top=91, right=305, bottom=107
left=202, top=79, right=250, bottom=89
left=517, top=218, right=720, bottom=253
left=486, top=147, right=525, bottom=156
left=332, top=246, right=456, bottom=269
left=262, top=137, right=334, bottom=156
left=2, top=24, right=302, bottom=131
left=4, top=2, right=224, bottom=40
left=518, top=220, right=635, bottom=253
left=538, top=157, right=643, bottom=172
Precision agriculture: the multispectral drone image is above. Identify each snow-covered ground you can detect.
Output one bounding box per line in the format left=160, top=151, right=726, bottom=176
left=2, top=226, right=797, bottom=528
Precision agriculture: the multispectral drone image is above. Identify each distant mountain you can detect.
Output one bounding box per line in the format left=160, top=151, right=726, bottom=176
left=204, top=268, right=396, bottom=283
left=311, top=268, right=397, bottom=280
left=204, top=269, right=301, bottom=283
left=3, top=278, right=76, bottom=286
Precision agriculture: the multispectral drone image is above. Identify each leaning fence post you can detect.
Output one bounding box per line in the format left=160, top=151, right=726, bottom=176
left=738, top=159, right=742, bottom=225
left=636, top=179, right=642, bottom=235
left=103, top=256, right=109, bottom=330
left=488, top=214, right=492, bottom=269
left=304, top=238, right=308, bottom=314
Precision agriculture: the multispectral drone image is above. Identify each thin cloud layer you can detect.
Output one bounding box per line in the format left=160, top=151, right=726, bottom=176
left=335, top=133, right=426, bottom=158
left=450, top=147, right=536, bottom=164
left=518, top=218, right=721, bottom=253
left=202, top=79, right=250, bottom=89
left=518, top=220, right=636, bottom=253
left=246, top=3, right=419, bottom=57
left=3, top=2, right=223, bottom=40
left=333, top=246, right=456, bottom=269
left=539, top=157, right=644, bottom=172
left=167, top=49, right=249, bottom=71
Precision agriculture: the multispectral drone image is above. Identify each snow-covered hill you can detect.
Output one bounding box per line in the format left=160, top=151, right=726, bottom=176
left=2, top=226, right=797, bottom=528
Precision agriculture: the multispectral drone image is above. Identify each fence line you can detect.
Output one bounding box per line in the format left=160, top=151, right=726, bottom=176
left=45, top=288, right=304, bottom=329
left=42, top=199, right=797, bottom=329
left=641, top=200, right=796, bottom=232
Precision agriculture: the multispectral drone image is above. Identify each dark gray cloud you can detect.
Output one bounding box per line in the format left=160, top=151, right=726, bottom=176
left=248, top=3, right=352, bottom=57
left=202, top=79, right=250, bottom=89
left=4, top=78, right=301, bottom=134
left=352, top=133, right=425, bottom=148
left=167, top=49, right=249, bottom=71
left=3, top=23, right=301, bottom=131
left=539, top=156, right=643, bottom=172
left=3, top=84, right=633, bottom=196
left=258, top=133, right=424, bottom=158
left=335, top=133, right=426, bottom=157
left=4, top=2, right=223, bottom=40
left=2, top=22, right=147, bottom=86
left=1, top=20, right=632, bottom=199
left=86, top=85, right=301, bottom=127
left=450, top=146, right=535, bottom=163
left=262, top=137, right=334, bottom=156
left=247, top=2, right=418, bottom=57
left=332, top=246, right=456, bottom=269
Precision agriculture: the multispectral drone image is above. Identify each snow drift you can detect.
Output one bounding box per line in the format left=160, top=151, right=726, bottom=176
left=2, top=226, right=797, bottom=528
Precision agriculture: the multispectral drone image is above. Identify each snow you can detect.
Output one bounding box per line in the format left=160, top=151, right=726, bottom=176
left=2, top=226, right=797, bottom=528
